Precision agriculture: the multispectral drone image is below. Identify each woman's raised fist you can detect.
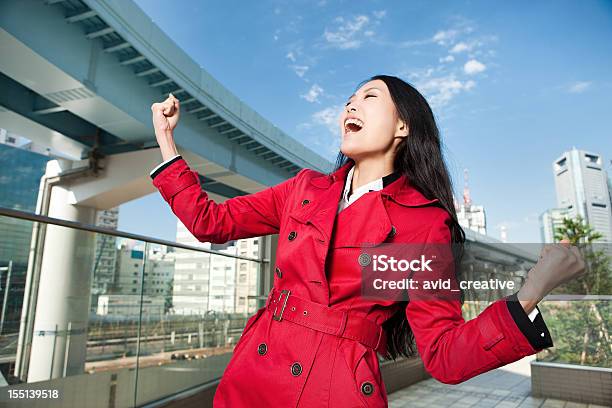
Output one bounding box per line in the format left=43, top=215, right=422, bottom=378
left=151, top=93, right=180, bottom=135
left=517, top=238, right=587, bottom=302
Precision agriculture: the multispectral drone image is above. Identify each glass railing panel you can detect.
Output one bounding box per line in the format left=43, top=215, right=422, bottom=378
left=134, top=240, right=263, bottom=406
left=0, top=210, right=268, bottom=406
left=0, top=215, right=142, bottom=407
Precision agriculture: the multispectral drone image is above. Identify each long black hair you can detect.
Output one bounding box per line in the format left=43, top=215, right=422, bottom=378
left=334, top=74, right=466, bottom=360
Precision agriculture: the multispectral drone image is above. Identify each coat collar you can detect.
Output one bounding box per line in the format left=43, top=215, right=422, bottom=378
left=290, top=161, right=441, bottom=248
left=309, top=160, right=440, bottom=208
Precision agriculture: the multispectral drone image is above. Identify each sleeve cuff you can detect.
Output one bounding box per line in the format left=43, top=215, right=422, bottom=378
left=506, top=292, right=553, bottom=350
left=528, top=307, right=539, bottom=322
left=150, top=155, right=182, bottom=179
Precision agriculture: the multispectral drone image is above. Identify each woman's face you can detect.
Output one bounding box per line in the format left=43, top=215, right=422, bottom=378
left=338, top=79, right=408, bottom=160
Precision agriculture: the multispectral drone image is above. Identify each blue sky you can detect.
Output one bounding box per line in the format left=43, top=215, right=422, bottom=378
left=119, top=0, right=612, bottom=243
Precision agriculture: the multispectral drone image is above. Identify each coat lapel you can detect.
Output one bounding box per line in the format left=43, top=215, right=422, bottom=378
left=331, top=192, right=393, bottom=248
left=288, top=161, right=352, bottom=242
left=289, top=161, right=442, bottom=247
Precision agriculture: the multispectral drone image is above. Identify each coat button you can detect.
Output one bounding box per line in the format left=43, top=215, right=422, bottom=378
left=358, top=253, right=371, bottom=266
left=361, top=381, right=374, bottom=396
left=290, top=362, right=302, bottom=376
left=301, top=199, right=310, bottom=206
left=275, top=267, right=283, bottom=278
left=257, top=343, right=267, bottom=356
left=288, top=231, right=297, bottom=241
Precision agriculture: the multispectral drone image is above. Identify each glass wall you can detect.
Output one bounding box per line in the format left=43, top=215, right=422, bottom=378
left=0, top=213, right=265, bottom=407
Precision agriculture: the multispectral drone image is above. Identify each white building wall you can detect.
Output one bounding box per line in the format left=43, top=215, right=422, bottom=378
left=553, top=148, right=612, bottom=243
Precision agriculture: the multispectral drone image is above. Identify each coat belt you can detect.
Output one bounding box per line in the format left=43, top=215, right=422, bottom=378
left=265, top=287, right=387, bottom=354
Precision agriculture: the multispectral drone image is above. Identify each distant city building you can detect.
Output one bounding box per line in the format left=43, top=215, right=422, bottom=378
left=234, top=239, right=260, bottom=314
left=96, top=294, right=164, bottom=317
left=91, top=208, right=120, bottom=295
left=172, top=221, right=214, bottom=315
left=172, top=220, right=259, bottom=316
left=0, top=132, right=54, bottom=335
left=539, top=207, right=571, bottom=243
left=112, top=243, right=174, bottom=299
left=0, top=137, right=49, bottom=264
left=552, top=147, right=612, bottom=242
left=455, top=169, right=487, bottom=235
left=208, top=238, right=260, bottom=314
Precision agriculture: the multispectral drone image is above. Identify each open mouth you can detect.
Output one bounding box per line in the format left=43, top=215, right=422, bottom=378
left=344, top=118, right=364, bottom=135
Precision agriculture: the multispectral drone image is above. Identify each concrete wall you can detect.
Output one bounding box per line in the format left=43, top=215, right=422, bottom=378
left=531, top=360, right=612, bottom=406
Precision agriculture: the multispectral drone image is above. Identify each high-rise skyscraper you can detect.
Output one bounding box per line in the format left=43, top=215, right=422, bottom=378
left=553, top=147, right=612, bottom=242
left=0, top=133, right=51, bottom=337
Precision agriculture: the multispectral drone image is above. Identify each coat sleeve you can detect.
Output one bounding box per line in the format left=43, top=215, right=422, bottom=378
left=405, top=210, right=553, bottom=385
left=151, top=157, right=303, bottom=243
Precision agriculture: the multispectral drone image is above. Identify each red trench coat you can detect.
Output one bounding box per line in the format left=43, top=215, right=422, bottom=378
left=152, top=158, right=549, bottom=408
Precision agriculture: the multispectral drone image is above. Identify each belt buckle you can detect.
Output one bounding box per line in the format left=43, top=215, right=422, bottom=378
left=272, top=289, right=291, bottom=321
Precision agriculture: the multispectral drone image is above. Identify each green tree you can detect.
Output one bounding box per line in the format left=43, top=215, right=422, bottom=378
left=541, top=215, right=611, bottom=367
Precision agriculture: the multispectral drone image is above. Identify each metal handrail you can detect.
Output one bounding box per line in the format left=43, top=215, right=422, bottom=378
left=0, top=206, right=266, bottom=263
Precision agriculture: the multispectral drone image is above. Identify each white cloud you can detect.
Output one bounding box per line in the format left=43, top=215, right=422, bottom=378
left=464, top=59, right=486, bottom=75
left=373, top=10, right=387, bottom=19
left=399, top=23, right=490, bottom=55
left=301, top=84, right=324, bottom=103
left=408, top=70, right=477, bottom=109
left=290, top=64, right=309, bottom=78
left=450, top=41, right=471, bottom=53
left=286, top=51, right=296, bottom=62
left=432, top=29, right=459, bottom=46
left=464, top=79, right=476, bottom=90
left=323, top=15, right=370, bottom=49
left=439, top=55, right=455, bottom=63
left=311, top=104, right=343, bottom=135
left=568, top=81, right=592, bottom=93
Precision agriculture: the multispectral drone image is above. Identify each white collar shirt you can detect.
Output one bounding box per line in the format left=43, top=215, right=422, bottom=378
left=337, top=165, right=388, bottom=213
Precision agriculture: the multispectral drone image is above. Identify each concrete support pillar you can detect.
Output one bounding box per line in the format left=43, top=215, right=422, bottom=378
left=27, top=159, right=96, bottom=382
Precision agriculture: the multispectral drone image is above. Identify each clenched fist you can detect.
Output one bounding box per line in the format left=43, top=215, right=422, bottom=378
left=151, top=93, right=180, bottom=135
left=517, top=238, right=587, bottom=303
left=151, top=93, right=180, bottom=161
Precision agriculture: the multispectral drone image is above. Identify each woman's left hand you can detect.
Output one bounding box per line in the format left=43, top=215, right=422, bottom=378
left=517, top=238, right=587, bottom=303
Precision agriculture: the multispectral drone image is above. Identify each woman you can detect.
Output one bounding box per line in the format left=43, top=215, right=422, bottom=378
left=150, top=75, right=585, bottom=407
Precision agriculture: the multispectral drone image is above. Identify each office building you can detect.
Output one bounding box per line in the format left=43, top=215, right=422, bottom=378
left=553, top=148, right=612, bottom=242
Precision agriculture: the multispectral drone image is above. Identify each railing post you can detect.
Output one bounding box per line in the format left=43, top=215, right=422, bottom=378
left=0, top=260, right=12, bottom=335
